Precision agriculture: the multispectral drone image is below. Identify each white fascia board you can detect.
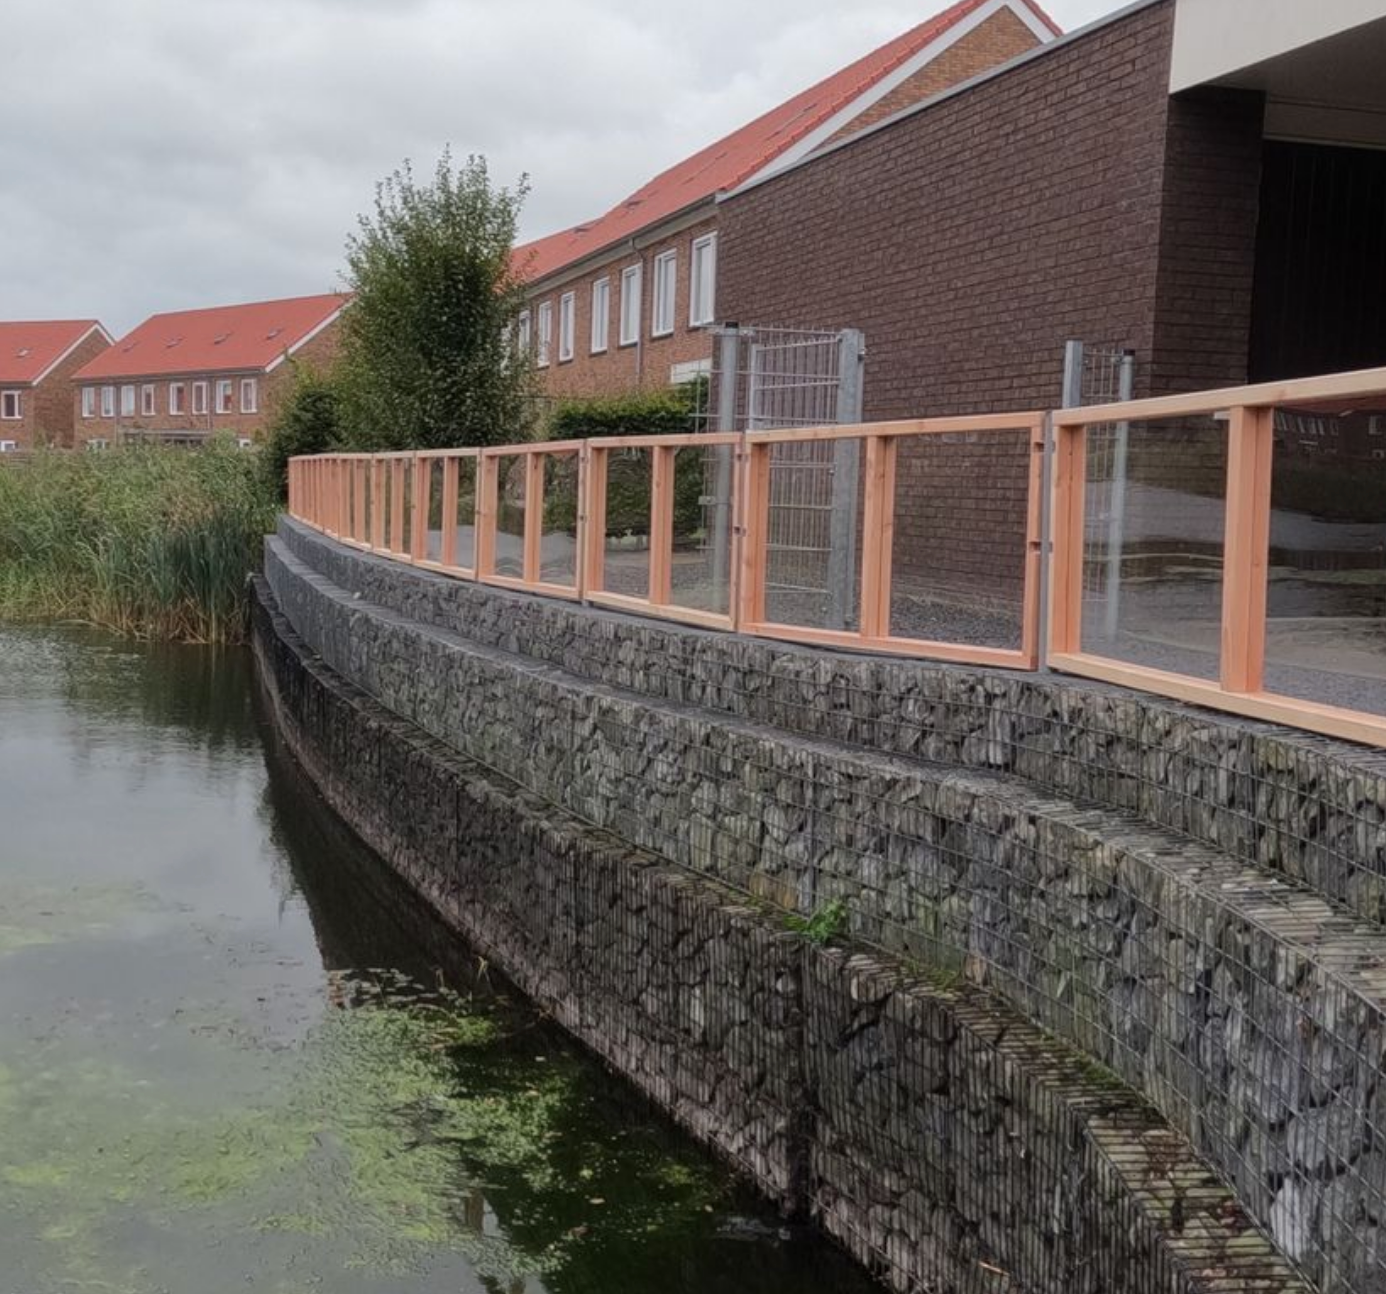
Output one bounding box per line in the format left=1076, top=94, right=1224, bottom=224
left=265, top=306, right=345, bottom=374
left=743, top=0, right=1056, bottom=190
left=32, top=323, right=117, bottom=388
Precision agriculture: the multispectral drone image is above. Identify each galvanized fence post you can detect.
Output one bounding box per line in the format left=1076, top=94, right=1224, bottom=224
left=828, top=328, right=866, bottom=631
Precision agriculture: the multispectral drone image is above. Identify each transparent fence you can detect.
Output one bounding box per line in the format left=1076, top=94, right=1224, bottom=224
left=1077, top=416, right=1228, bottom=683
left=672, top=443, right=732, bottom=619
left=1262, top=404, right=1386, bottom=716
left=889, top=430, right=1033, bottom=652
left=539, top=451, right=581, bottom=589
left=589, top=446, right=654, bottom=602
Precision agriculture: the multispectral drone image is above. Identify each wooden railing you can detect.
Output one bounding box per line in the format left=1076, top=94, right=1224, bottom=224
left=290, top=367, right=1386, bottom=749
left=1051, top=366, right=1386, bottom=748
left=290, top=414, right=1046, bottom=671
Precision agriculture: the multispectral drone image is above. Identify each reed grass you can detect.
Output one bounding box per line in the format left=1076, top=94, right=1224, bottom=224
left=0, top=441, right=276, bottom=644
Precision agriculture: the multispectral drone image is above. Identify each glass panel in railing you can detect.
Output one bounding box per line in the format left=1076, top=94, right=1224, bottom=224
left=888, top=430, right=1029, bottom=650
left=595, top=447, right=652, bottom=599
left=1079, top=415, right=1228, bottom=682
left=539, top=452, right=580, bottom=588
left=669, top=443, right=732, bottom=618
left=492, top=455, right=528, bottom=579
left=1263, top=404, right=1386, bottom=714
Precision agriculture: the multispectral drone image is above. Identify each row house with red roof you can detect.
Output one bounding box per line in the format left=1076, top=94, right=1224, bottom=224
left=513, top=0, right=1059, bottom=400
left=0, top=321, right=113, bottom=451
left=72, top=293, right=347, bottom=447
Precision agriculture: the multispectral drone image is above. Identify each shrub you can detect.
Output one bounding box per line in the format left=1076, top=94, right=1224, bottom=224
left=546, top=381, right=706, bottom=536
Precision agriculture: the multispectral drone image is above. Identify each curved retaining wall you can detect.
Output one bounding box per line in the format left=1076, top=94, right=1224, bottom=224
left=267, top=519, right=1386, bottom=1292
left=252, top=574, right=1299, bottom=1294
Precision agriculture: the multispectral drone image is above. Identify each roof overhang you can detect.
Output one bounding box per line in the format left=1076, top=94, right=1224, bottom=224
left=1172, top=0, right=1386, bottom=146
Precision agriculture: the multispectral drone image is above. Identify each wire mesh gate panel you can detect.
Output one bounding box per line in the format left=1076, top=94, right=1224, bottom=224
left=700, top=325, right=866, bottom=630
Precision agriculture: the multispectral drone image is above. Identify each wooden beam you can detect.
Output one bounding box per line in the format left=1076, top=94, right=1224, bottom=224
left=648, top=447, right=675, bottom=605
left=1220, top=405, right=1274, bottom=693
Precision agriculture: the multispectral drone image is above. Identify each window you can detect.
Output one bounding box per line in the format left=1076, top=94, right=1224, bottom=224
left=215, top=379, right=234, bottom=414
left=652, top=250, right=677, bottom=337
left=690, top=233, right=717, bottom=327
left=537, top=300, right=553, bottom=367
left=86, top=438, right=110, bottom=451
left=81, top=388, right=96, bottom=419
left=619, top=264, right=642, bottom=346
left=141, top=384, right=156, bottom=416
left=240, top=378, right=258, bottom=413
left=1, top=391, right=20, bottom=420
left=558, top=292, right=575, bottom=363
left=517, top=310, right=531, bottom=356
left=169, top=382, right=185, bottom=416
left=120, top=385, right=136, bottom=417
left=101, top=386, right=115, bottom=417
left=590, top=278, right=610, bottom=354
left=0, top=440, right=17, bottom=453
left=192, top=381, right=208, bottom=415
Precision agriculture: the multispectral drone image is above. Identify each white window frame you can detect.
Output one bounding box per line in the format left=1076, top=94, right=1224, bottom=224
left=652, top=250, right=677, bottom=338
left=619, top=264, right=642, bottom=347
left=590, top=278, right=610, bottom=354
left=81, top=387, right=95, bottom=419
left=169, top=382, right=185, bottom=416
left=215, top=379, right=233, bottom=415
left=140, top=383, right=156, bottom=416
left=119, top=384, right=136, bottom=417
left=689, top=233, right=717, bottom=328
left=536, top=300, right=553, bottom=367
left=240, top=377, right=258, bottom=414
left=192, top=381, right=208, bottom=415
left=558, top=292, right=575, bottom=363
left=86, top=438, right=110, bottom=451
left=0, top=391, right=21, bottom=420
left=517, top=310, right=531, bottom=356
left=100, top=386, right=115, bottom=418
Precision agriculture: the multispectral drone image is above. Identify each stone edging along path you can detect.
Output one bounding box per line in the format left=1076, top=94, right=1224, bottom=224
left=252, top=574, right=1302, bottom=1294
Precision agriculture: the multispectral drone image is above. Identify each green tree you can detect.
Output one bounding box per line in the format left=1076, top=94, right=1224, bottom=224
left=338, top=149, right=535, bottom=451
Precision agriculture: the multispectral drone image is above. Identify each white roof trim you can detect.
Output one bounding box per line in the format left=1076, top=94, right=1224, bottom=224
left=31, top=323, right=115, bottom=388
left=743, top=0, right=1057, bottom=190
left=264, top=304, right=345, bottom=373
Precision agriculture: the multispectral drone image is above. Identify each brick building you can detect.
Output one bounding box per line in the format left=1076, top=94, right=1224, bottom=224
left=514, top=0, right=1059, bottom=400
left=0, top=320, right=113, bottom=451
left=73, top=293, right=347, bottom=446
left=718, top=0, right=1386, bottom=413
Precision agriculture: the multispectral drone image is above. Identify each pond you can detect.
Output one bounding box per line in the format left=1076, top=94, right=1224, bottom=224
left=0, top=627, right=878, bottom=1294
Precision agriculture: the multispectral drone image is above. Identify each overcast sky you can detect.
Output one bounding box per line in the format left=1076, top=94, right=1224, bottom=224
left=5, top=0, right=1127, bottom=335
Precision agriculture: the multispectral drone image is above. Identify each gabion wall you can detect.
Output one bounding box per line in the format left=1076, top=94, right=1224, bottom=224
left=253, top=578, right=1302, bottom=1294
left=268, top=522, right=1386, bottom=1291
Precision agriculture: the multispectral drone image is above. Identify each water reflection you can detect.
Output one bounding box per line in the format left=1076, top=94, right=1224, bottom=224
left=0, top=626, right=875, bottom=1294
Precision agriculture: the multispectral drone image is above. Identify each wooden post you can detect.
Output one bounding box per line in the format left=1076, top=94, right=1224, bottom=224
left=859, top=436, right=895, bottom=640
left=738, top=441, right=770, bottom=627
left=476, top=453, right=498, bottom=577
left=584, top=448, right=608, bottom=594
left=1021, top=419, right=1046, bottom=668
left=440, top=456, right=460, bottom=568
left=371, top=461, right=387, bottom=549
left=410, top=456, right=429, bottom=562
left=389, top=459, right=406, bottom=554
left=648, top=446, right=675, bottom=605
left=1220, top=405, right=1274, bottom=693
left=1048, top=421, right=1087, bottom=656
left=523, top=453, right=544, bottom=585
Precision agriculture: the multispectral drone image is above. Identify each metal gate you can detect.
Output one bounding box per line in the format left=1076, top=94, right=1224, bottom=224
left=701, top=325, right=866, bottom=628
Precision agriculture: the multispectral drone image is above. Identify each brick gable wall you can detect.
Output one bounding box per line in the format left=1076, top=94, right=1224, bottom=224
left=0, top=329, right=111, bottom=450
left=823, top=7, right=1041, bottom=148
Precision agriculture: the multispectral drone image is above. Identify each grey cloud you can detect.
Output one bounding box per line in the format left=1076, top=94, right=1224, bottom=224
left=3, top=0, right=1125, bottom=333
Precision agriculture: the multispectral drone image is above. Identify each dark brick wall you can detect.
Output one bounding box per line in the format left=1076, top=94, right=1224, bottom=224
left=718, top=0, right=1266, bottom=418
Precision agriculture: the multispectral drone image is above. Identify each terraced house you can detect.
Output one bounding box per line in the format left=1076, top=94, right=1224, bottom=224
left=513, top=0, right=1060, bottom=398
left=0, top=320, right=113, bottom=451
left=73, top=293, right=347, bottom=447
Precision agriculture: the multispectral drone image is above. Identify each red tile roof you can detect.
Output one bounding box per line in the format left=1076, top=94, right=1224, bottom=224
left=0, top=320, right=109, bottom=386
left=76, top=293, right=348, bottom=382
left=515, top=0, right=1059, bottom=284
